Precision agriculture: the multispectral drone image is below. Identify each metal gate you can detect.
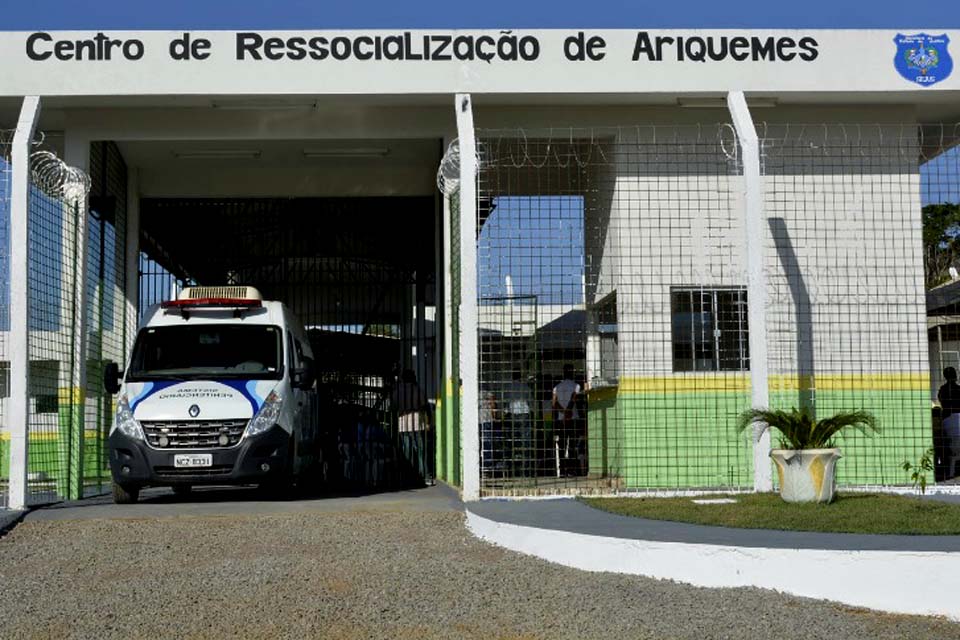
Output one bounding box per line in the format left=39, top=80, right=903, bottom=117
left=0, top=135, right=128, bottom=506
left=138, top=197, right=438, bottom=490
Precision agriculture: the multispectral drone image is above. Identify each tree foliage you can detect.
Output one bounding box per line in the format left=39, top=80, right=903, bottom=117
left=923, top=202, right=960, bottom=290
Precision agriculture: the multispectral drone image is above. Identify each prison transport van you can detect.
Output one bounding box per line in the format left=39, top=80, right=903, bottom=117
left=102, top=286, right=318, bottom=503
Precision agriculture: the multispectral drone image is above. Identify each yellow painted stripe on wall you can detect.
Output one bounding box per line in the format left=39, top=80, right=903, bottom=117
left=57, top=387, right=84, bottom=404
left=610, top=373, right=930, bottom=394
left=618, top=376, right=750, bottom=394
left=0, top=431, right=103, bottom=442
left=769, top=373, right=930, bottom=392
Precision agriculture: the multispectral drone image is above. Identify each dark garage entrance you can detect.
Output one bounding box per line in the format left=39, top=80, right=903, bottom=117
left=138, top=196, right=439, bottom=490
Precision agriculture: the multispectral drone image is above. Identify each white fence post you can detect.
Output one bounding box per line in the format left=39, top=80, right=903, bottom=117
left=727, top=91, right=772, bottom=492
left=455, top=94, right=480, bottom=501
left=8, top=96, right=40, bottom=510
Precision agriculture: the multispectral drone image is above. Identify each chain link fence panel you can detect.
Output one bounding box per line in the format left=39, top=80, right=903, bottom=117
left=464, top=122, right=951, bottom=497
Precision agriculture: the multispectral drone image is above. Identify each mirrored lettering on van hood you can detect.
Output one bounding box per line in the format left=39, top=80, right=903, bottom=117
left=126, top=380, right=276, bottom=421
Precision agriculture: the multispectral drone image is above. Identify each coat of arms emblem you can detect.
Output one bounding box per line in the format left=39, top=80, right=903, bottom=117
left=894, top=33, right=953, bottom=86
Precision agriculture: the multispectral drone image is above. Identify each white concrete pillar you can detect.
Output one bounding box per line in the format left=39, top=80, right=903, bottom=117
left=455, top=94, right=480, bottom=501
left=727, top=91, right=772, bottom=492
left=8, top=96, right=40, bottom=510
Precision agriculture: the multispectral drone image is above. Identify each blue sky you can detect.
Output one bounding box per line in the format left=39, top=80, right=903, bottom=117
left=479, top=196, right=584, bottom=306
left=3, top=0, right=959, bottom=30
left=0, top=160, right=64, bottom=333
left=923, top=146, right=960, bottom=206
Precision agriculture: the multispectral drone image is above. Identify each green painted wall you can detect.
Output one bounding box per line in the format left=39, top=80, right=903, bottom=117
left=769, top=389, right=931, bottom=486
left=584, top=385, right=930, bottom=489
left=0, top=433, right=108, bottom=487
left=612, top=391, right=754, bottom=488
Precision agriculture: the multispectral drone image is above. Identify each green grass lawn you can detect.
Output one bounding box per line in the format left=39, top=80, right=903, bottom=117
left=581, top=493, right=960, bottom=535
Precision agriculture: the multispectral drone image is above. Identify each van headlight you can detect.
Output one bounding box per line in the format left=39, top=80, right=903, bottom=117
left=114, top=395, right=145, bottom=441
left=246, top=390, right=282, bottom=437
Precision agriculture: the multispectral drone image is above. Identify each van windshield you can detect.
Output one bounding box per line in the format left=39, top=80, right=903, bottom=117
left=127, top=325, right=283, bottom=381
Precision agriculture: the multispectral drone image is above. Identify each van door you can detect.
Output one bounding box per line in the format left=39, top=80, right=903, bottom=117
left=288, top=332, right=319, bottom=475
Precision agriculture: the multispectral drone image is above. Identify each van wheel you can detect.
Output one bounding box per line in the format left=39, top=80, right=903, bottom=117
left=112, top=482, right=139, bottom=504
left=259, top=440, right=296, bottom=499
left=172, top=485, right=192, bottom=497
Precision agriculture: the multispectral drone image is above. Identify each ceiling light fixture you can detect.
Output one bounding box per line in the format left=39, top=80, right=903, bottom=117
left=676, top=97, right=778, bottom=108
left=173, top=149, right=262, bottom=159
left=301, top=147, right=391, bottom=158
left=211, top=98, right=318, bottom=110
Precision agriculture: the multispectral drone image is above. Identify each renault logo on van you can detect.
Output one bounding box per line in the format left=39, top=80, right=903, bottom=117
left=188, top=404, right=201, bottom=418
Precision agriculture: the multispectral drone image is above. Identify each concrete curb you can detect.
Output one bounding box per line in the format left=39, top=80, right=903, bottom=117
left=0, top=509, right=27, bottom=537
left=465, top=510, right=960, bottom=620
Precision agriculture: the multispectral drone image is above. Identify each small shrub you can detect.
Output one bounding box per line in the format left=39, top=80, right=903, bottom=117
left=736, top=407, right=879, bottom=449
left=902, top=447, right=935, bottom=495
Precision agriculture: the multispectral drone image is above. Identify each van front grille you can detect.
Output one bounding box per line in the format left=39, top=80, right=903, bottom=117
left=141, top=419, right=247, bottom=449
left=153, top=465, right=235, bottom=478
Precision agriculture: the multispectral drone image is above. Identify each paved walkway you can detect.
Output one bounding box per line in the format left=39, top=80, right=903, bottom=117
left=467, top=496, right=960, bottom=620
left=24, top=483, right=462, bottom=522
left=468, top=497, right=960, bottom=551
left=0, top=508, right=24, bottom=535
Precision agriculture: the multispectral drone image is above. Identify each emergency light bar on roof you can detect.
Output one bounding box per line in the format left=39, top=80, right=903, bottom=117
left=161, top=286, right=263, bottom=312
left=180, top=286, right=262, bottom=301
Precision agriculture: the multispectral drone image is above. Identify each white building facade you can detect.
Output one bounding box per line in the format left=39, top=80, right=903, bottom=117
left=0, top=26, right=957, bottom=504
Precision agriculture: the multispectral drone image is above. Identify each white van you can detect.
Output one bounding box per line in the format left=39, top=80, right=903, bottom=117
left=103, top=286, right=318, bottom=503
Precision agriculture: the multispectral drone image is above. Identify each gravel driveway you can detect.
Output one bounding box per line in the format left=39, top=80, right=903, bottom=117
left=0, top=489, right=958, bottom=640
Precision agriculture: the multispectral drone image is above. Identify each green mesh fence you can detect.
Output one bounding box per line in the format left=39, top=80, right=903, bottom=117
left=469, top=123, right=947, bottom=496
left=443, top=191, right=462, bottom=486
left=82, top=141, right=128, bottom=497
left=25, top=151, right=88, bottom=503
left=10, top=141, right=128, bottom=504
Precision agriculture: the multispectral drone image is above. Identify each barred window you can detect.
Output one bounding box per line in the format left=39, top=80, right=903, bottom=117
left=671, top=288, right=749, bottom=372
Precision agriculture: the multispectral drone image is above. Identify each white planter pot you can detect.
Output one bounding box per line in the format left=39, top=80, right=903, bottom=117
left=770, top=448, right=842, bottom=503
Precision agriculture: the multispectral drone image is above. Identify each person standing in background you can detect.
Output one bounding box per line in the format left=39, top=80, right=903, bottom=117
left=479, top=389, right=498, bottom=477
left=502, top=371, right=534, bottom=477
left=939, top=367, right=960, bottom=478
left=552, top=364, right=581, bottom=477
left=939, top=367, right=960, bottom=421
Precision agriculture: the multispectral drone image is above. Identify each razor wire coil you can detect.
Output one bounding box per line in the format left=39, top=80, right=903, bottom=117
left=30, top=150, right=91, bottom=205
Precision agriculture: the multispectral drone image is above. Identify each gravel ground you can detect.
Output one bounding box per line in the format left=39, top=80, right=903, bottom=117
left=1, top=509, right=959, bottom=640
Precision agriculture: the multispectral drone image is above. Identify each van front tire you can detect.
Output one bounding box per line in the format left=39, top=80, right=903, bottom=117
left=112, top=482, right=140, bottom=504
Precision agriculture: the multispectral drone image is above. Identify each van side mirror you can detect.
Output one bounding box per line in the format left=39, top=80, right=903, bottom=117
left=293, top=356, right=316, bottom=390
left=103, top=361, right=122, bottom=395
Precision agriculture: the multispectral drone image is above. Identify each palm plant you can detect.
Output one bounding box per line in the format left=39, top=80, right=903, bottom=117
left=736, top=407, right=879, bottom=450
